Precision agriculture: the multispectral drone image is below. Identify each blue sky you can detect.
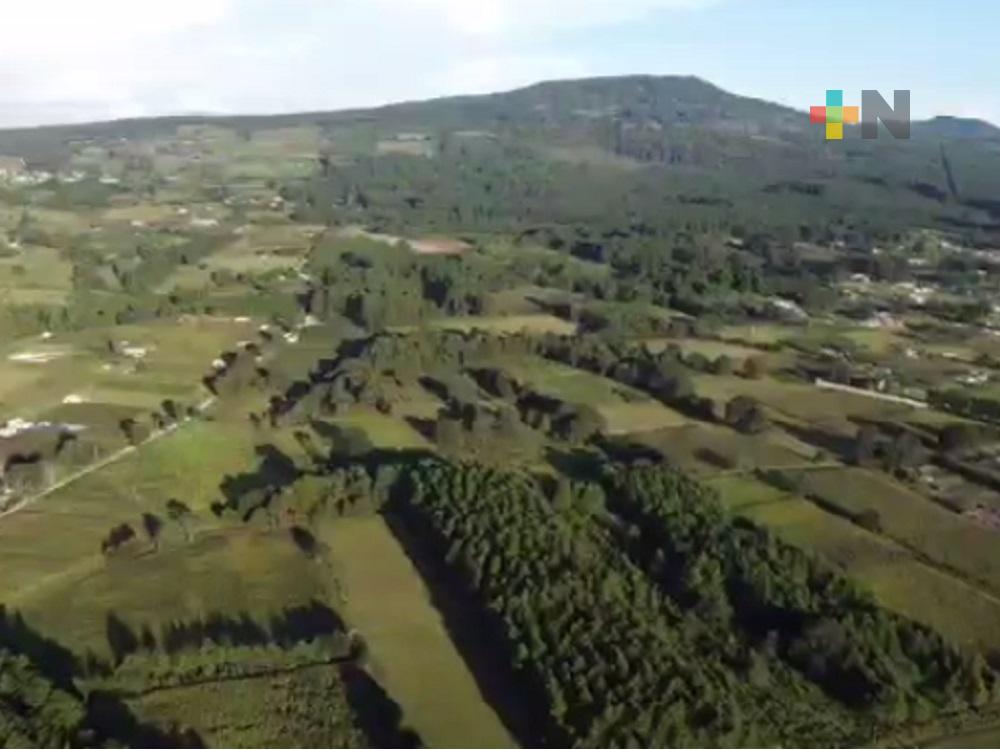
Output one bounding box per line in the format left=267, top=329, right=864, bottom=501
left=1, top=0, right=995, bottom=126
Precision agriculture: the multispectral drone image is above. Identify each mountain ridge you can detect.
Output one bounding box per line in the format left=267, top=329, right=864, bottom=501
left=0, top=74, right=995, bottom=138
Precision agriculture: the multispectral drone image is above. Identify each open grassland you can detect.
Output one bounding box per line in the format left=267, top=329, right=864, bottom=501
left=200, top=223, right=322, bottom=275
left=329, top=408, right=432, bottom=451
left=502, top=355, right=688, bottom=433
left=0, top=317, right=257, bottom=426
left=692, top=372, right=952, bottom=436
left=0, top=418, right=263, bottom=599
left=709, top=475, right=1000, bottom=651
left=0, top=245, right=72, bottom=301
left=791, top=467, right=1000, bottom=598
left=837, top=326, right=913, bottom=354
left=321, top=516, right=513, bottom=749
left=14, top=527, right=329, bottom=661
left=645, top=337, right=767, bottom=360
left=87, top=418, right=262, bottom=512
left=427, top=314, right=577, bottom=336
left=0, top=345, right=105, bottom=418
left=634, top=422, right=818, bottom=473
left=101, top=203, right=184, bottom=224
left=717, top=323, right=798, bottom=345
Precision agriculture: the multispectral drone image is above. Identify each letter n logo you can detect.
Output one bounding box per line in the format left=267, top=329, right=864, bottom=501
left=861, top=90, right=911, bottom=139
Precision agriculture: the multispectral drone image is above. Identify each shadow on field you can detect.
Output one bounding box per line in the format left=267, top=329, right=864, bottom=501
left=104, top=599, right=350, bottom=663
left=0, top=607, right=203, bottom=747
left=0, top=605, right=79, bottom=690
left=340, top=664, right=423, bottom=748
left=215, top=443, right=301, bottom=516
left=776, top=419, right=855, bottom=460
left=382, top=510, right=551, bottom=747
left=87, top=690, right=205, bottom=748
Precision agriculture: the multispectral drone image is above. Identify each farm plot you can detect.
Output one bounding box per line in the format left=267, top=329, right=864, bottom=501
left=0, top=245, right=73, bottom=303
left=326, top=408, right=432, bottom=451
left=201, top=224, right=322, bottom=274
left=633, top=422, right=818, bottom=473
left=12, top=527, right=331, bottom=662
left=709, top=475, right=1000, bottom=651
left=321, top=516, right=513, bottom=748
left=790, top=466, right=1000, bottom=597
left=428, top=314, right=577, bottom=336
left=501, top=356, right=688, bottom=434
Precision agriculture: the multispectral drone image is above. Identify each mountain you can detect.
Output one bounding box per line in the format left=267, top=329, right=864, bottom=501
left=912, top=116, right=1000, bottom=141
left=2, top=75, right=999, bottom=234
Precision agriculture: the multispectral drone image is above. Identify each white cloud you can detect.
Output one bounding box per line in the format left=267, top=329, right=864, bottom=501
left=3, top=0, right=234, bottom=53
left=0, top=0, right=753, bottom=127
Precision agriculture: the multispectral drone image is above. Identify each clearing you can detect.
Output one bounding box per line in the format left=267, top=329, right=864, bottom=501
left=321, top=516, right=513, bottom=748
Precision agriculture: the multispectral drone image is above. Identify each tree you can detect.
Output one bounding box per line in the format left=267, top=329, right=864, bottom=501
left=166, top=499, right=194, bottom=542
left=883, top=432, right=925, bottom=474
left=119, top=417, right=141, bottom=445
left=939, top=423, right=986, bottom=454
left=743, top=356, right=767, bottom=380
left=557, top=404, right=605, bottom=444
left=712, top=355, right=735, bottom=375
left=725, top=396, right=768, bottom=434
left=853, top=424, right=880, bottom=465
left=141, top=512, right=163, bottom=550
left=101, top=523, right=136, bottom=555
left=161, top=399, right=181, bottom=423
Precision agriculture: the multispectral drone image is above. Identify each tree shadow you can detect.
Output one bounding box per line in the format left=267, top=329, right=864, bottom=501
left=381, top=511, right=553, bottom=747
left=218, top=443, right=301, bottom=515
left=107, top=601, right=350, bottom=657
left=0, top=605, right=79, bottom=690
left=0, top=607, right=197, bottom=746
left=403, top=416, right=437, bottom=442
left=86, top=690, right=205, bottom=748
left=545, top=446, right=607, bottom=483
left=339, top=664, right=423, bottom=748
left=775, top=418, right=853, bottom=460
left=594, top=435, right=665, bottom=464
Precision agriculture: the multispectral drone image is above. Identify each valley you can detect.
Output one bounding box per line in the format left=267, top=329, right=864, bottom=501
left=2, top=75, right=1000, bottom=746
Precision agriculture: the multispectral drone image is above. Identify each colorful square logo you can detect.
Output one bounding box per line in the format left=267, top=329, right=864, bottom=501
left=811, top=90, right=859, bottom=139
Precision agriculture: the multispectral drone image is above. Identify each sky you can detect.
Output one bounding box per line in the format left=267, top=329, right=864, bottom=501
left=0, top=0, right=996, bottom=127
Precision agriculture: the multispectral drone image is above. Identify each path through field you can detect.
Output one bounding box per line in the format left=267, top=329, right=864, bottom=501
left=323, top=516, right=514, bottom=749
left=0, top=396, right=216, bottom=520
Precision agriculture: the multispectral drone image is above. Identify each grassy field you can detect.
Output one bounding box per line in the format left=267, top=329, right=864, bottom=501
left=634, top=422, right=818, bottom=473
left=201, top=224, right=322, bottom=275
left=130, top=662, right=362, bottom=748
left=709, top=475, right=1000, bottom=651
left=321, top=516, right=513, bottom=748
left=329, top=408, right=432, bottom=450
left=0, top=416, right=271, bottom=600
left=644, top=337, right=765, bottom=360
left=13, top=527, right=330, bottom=661
left=501, top=355, right=688, bottom=433
left=791, top=467, right=1000, bottom=598
left=0, top=245, right=72, bottom=301
left=717, top=323, right=798, bottom=345
left=426, top=314, right=577, bottom=336
left=692, top=372, right=947, bottom=437
left=0, top=316, right=258, bottom=423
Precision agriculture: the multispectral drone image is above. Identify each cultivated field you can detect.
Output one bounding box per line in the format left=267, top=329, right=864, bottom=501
left=710, top=475, right=1000, bottom=650
left=321, top=516, right=513, bottom=748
